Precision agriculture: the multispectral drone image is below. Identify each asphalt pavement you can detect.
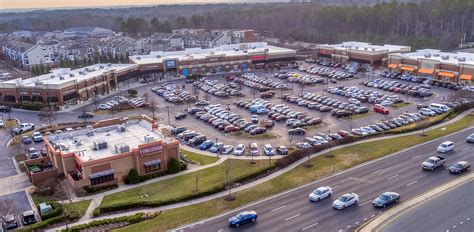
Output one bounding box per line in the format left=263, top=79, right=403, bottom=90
left=380, top=179, right=474, bottom=232
left=175, top=128, right=474, bottom=232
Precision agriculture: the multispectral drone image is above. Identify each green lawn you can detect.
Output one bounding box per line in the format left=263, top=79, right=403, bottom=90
left=180, top=149, right=219, bottom=165
left=63, top=199, right=92, bottom=218
left=391, top=102, right=411, bottom=109
left=115, top=113, right=474, bottom=232
left=99, top=159, right=276, bottom=213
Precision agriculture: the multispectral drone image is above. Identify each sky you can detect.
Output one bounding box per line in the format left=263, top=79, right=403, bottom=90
left=1, top=0, right=256, bottom=10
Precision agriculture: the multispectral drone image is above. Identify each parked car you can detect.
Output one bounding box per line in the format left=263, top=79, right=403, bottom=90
left=78, top=112, right=94, bottom=119
left=22, top=135, right=32, bottom=144
left=32, top=131, right=43, bottom=142
left=263, top=144, right=275, bottom=156
left=21, top=210, right=37, bottom=226
left=13, top=123, right=35, bottom=134
left=332, top=193, right=359, bottom=210
left=199, top=140, right=214, bottom=150
left=289, top=128, right=306, bottom=135
left=234, top=144, right=246, bottom=156
left=209, top=143, right=224, bottom=153
left=228, top=210, right=257, bottom=227
left=422, top=156, right=446, bottom=170
left=308, top=186, right=332, bottom=202
left=373, top=104, right=389, bottom=114
left=0, top=120, right=4, bottom=128
left=2, top=214, right=18, bottom=230
left=372, top=192, right=400, bottom=208
left=276, top=146, right=289, bottom=155
left=250, top=143, right=260, bottom=156
left=221, top=145, right=234, bottom=155
left=448, top=161, right=470, bottom=174
left=0, top=105, right=11, bottom=112
left=437, top=141, right=454, bottom=153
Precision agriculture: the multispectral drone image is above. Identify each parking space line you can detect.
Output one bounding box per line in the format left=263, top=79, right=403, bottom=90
left=302, top=222, right=318, bottom=231
left=359, top=200, right=371, bottom=206
left=332, top=185, right=340, bottom=189
left=462, top=147, right=471, bottom=151
left=271, top=205, right=287, bottom=212
left=406, top=180, right=418, bottom=186
left=371, top=169, right=384, bottom=175
left=285, top=213, right=301, bottom=221
left=411, top=155, right=421, bottom=159
left=387, top=174, right=399, bottom=180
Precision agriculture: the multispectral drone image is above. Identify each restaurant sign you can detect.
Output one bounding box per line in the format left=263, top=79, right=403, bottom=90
left=139, top=144, right=163, bottom=157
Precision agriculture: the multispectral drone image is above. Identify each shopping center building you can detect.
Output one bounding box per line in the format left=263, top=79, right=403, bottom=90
left=129, top=42, right=297, bottom=76
left=387, top=49, right=474, bottom=83
left=24, top=116, right=180, bottom=189
left=316, top=41, right=411, bottom=65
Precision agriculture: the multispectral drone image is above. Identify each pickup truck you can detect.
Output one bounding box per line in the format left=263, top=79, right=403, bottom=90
left=12, top=123, right=35, bottom=134
left=421, top=156, right=446, bottom=171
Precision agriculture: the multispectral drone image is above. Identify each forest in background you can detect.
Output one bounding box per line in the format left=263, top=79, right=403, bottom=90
left=0, top=0, right=472, bottom=50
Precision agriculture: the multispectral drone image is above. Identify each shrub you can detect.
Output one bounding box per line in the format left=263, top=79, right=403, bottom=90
left=83, top=184, right=119, bottom=194
left=39, top=201, right=64, bottom=220
left=167, top=157, right=181, bottom=174
left=18, top=215, right=66, bottom=232
left=63, top=213, right=147, bottom=232
left=127, top=169, right=140, bottom=184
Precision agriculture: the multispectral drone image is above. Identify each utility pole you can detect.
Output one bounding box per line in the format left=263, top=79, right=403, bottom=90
left=166, top=105, right=171, bottom=125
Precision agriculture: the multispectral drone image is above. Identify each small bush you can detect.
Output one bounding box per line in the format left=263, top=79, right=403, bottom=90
left=167, top=157, right=181, bottom=174
left=83, top=184, right=119, bottom=194
left=127, top=169, right=140, bottom=184
left=128, top=89, right=138, bottom=96
left=62, top=213, right=147, bottom=232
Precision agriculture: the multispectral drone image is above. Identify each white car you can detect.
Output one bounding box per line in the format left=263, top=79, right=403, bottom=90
left=97, top=104, right=110, bottom=110
left=221, top=145, right=234, bottom=155
left=419, top=108, right=437, bottom=116
left=333, top=193, right=359, bottom=210
left=32, top=132, right=43, bottom=142
left=234, top=144, right=245, bottom=156
left=13, top=123, right=35, bottom=134
left=0, top=120, right=4, bottom=128
left=309, top=186, right=332, bottom=202
left=437, top=141, right=454, bottom=153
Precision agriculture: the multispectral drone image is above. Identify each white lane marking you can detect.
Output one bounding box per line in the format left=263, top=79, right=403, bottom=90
left=371, top=214, right=375, bottom=218
left=467, top=217, right=471, bottom=221
left=411, top=155, right=421, bottom=159
left=462, top=147, right=471, bottom=151
left=271, top=205, right=287, bottom=212
left=302, top=222, right=318, bottom=231
left=371, top=169, right=384, bottom=175
left=359, top=200, right=372, bottom=206
left=332, top=185, right=340, bottom=189
left=189, top=225, right=194, bottom=228
left=363, top=218, right=368, bottom=221
left=452, top=225, right=456, bottom=229
left=285, top=213, right=301, bottom=221
left=346, top=225, right=352, bottom=229
left=387, top=174, right=399, bottom=180
left=406, top=180, right=418, bottom=186
left=459, top=221, right=463, bottom=225
left=217, top=229, right=223, bottom=232
left=355, top=221, right=360, bottom=225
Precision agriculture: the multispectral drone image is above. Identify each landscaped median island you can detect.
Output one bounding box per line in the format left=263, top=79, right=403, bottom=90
left=96, top=159, right=276, bottom=216
left=180, top=149, right=219, bottom=165
left=114, top=112, right=474, bottom=232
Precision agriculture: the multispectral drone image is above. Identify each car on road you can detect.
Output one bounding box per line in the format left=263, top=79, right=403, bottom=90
left=263, top=144, right=275, bottom=156
left=22, top=135, right=32, bottom=144
left=466, top=134, right=474, bottom=143
left=372, top=192, right=400, bottom=208
left=228, top=210, right=257, bottom=227
left=2, top=214, right=18, bottom=230
left=32, top=131, right=43, bottom=142
left=333, top=193, right=359, bottom=209
left=13, top=123, right=35, bottom=134
left=437, top=141, right=454, bottom=153
left=276, top=146, right=288, bottom=155
left=78, top=112, right=94, bottom=119
left=0, top=105, right=11, bottom=112
left=448, top=161, right=470, bottom=174
left=234, top=144, right=246, bottom=156
left=21, top=210, right=37, bottom=225
left=422, top=156, right=446, bottom=170
left=174, top=112, right=187, bottom=120
left=309, top=186, right=332, bottom=202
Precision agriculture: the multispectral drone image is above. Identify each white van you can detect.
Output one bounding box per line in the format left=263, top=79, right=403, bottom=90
left=250, top=143, right=260, bottom=156
left=429, top=103, right=450, bottom=113
left=437, top=141, right=454, bottom=153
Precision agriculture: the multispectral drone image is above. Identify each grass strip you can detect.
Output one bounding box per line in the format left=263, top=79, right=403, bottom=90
left=180, top=149, right=219, bottom=165
left=115, top=113, right=474, bottom=232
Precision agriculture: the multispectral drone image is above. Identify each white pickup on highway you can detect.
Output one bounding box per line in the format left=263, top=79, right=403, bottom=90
left=421, top=156, right=446, bottom=171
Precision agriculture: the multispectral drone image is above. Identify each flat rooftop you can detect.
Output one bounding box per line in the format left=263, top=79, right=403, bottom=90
left=392, top=49, right=474, bottom=66
left=129, top=42, right=296, bottom=65
left=47, top=120, right=172, bottom=162
left=319, top=41, right=411, bottom=53
left=2, top=63, right=137, bottom=88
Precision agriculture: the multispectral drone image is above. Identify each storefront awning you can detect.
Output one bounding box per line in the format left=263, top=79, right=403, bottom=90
left=459, top=74, right=472, bottom=81
left=387, top=64, right=398, bottom=69
left=89, top=169, right=114, bottom=179
left=438, top=71, right=455, bottom=78
left=418, top=68, right=434, bottom=75
left=400, top=66, right=416, bottom=72
left=144, top=159, right=161, bottom=167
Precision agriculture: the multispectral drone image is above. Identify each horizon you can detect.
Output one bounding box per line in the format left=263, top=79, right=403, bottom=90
left=1, top=0, right=285, bottom=11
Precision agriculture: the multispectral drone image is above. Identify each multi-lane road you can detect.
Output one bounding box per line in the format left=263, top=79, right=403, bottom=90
left=381, top=179, right=473, bottom=232
left=175, top=128, right=474, bottom=232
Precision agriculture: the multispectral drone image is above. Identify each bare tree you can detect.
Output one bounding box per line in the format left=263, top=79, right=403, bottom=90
left=194, top=174, right=200, bottom=193
left=39, top=106, right=57, bottom=127
left=149, top=98, right=157, bottom=119
left=58, top=179, right=76, bottom=203
left=224, top=159, right=234, bottom=200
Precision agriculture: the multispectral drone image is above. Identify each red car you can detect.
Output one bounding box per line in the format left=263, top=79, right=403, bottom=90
left=373, top=104, right=390, bottom=114
left=224, top=126, right=240, bottom=133
left=260, top=91, right=275, bottom=98
left=338, top=130, right=351, bottom=137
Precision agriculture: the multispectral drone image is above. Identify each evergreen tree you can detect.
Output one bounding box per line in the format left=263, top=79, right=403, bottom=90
left=39, top=64, right=45, bottom=74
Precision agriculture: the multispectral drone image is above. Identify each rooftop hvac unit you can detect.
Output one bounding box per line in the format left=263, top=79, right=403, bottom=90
left=441, top=55, right=449, bottom=60
left=364, top=47, right=368, bottom=51
left=144, top=134, right=156, bottom=143
left=50, top=75, right=55, bottom=78
left=458, top=57, right=466, bottom=62
left=433, top=54, right=440, bottom=57
left=117, top=125, right=126, bottom=132
left=115, top=143, right=130, bottom=153
left=59, top=76, right=65, bottom=80
left=94, top=140, right=107, bottom=150
left=69, top=73, right=75, bottom=77
left=86, top=131, right=95, bottom=137
left=424, top=54, right=432, bottom=58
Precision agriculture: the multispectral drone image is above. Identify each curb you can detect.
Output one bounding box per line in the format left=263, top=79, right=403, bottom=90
left=356, top=172, right=474, bottom=232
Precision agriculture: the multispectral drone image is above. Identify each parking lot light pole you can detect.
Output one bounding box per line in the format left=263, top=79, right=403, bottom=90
left=166, top=106, right=171, bottom=125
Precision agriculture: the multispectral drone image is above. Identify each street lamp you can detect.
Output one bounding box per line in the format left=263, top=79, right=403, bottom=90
left=166, top=105, right=171, bottom=125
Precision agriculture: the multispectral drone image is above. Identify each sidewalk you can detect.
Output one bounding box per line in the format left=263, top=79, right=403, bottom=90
left=48, top=110, right=473, bottom=231
left=357, top=172, right=474, bottom=232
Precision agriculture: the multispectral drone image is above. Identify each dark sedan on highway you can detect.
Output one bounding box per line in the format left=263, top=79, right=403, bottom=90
left=448, top=161, right=470, bottom=174
left=372, top=192, right=400, bottom=208
left=228, top=210, right=257, bottom=227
